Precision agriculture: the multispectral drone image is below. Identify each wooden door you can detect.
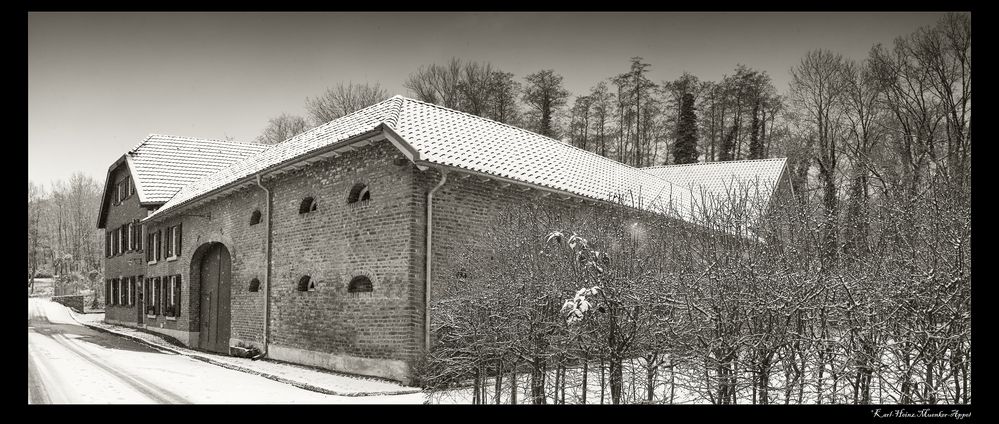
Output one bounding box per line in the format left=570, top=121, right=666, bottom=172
left=198, top=243, right=232, bottom=353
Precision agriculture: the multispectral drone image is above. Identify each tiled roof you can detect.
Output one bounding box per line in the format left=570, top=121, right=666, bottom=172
left=127, top=134, right=269, bottom=204
left=146, top=99, right=402, bottom=219
left=642, top=158, right=788, bottom=226
left=392, top=98, right=699, bottom=218
left=148, top=96, right=703, bottom=223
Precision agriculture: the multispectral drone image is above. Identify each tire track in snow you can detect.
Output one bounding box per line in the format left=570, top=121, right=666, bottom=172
left=29, top=298, right=191, bottom=404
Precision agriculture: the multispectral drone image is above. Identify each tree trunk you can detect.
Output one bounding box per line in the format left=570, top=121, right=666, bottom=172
left=510, top=362, right=518, bottom=405
left=494, top=360, right=503, bottom=404
left=530, top=361, right=547, bottom=404
left=610, top=357, right=623, bottom=404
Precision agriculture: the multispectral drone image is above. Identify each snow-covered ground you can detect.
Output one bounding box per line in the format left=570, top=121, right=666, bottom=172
left=28, top=298, right=426, bottom=404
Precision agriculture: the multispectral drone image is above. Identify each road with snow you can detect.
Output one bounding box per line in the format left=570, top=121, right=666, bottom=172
left=27, top=298, right=425, bottom=404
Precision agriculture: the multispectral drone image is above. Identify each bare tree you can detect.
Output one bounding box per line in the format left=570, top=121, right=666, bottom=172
left=256, top=113, right=309, bottom=145
left=404, top=57, right=464, bottom=110
left=789, top=49, right=849, bottom=263
left=305, top=82, right=389, bottom=125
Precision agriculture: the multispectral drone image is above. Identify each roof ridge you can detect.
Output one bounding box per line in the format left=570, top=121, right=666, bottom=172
left=283, top=95, right=403, bottom=145
left=146, top=133, right=262, bottom=147
left=644, top=157, right=787, bottom=170
left=127, top=134, right=157, bottom=154
left=395, top=95, right=674, bottom=178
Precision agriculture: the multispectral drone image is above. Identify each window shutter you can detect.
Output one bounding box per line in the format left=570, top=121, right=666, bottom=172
left=160, top=277, right=167, bottom=316
left=105, top=280, right=110, bottom=305
left=175, top=275, right=182, bottom=316
left=154, top=277, right=160, bottom=315
left=177, top=224, right=182, bottom=256
left=157, top=230, right=162, bottom=261
left=105, top=232, right=111, bottom=258
left=137, top=223, right=143, bottom=252
left=147, top=233, right=152, bottom=261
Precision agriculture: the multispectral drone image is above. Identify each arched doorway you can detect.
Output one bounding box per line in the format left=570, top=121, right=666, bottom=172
left=196, top=242, right=232, bottom=353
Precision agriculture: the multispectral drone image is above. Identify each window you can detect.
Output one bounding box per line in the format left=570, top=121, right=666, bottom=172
left=165, top=224, right=182, bottom=258
left=249, top=210, right=262, bottom=226
left=297, top=275, right=314, bottom=292
left=127, top=223, right=134, bottom=252
left=147, top=232, right=155, bottom=262
left=165, top=227, right=174, bottom=258
left=299, top=197, right=317, bottom=214
left=348, top=276, right=373, bottom=293
left=145, top=278, right=155, bottom=315
left=126, top=176, right=134, bottom=197
left=150, top=230, right=161, bottom=262
left=119, top=225, right=126, bottom=255
left=248, top=278, right=261, bottom=292
left=111, top=229, right=118, bottom=256
left=347, top=184, right=370, bottom=204
left=135, top=222, right=143, bottom=252
left=125, top=277, right=132, bottom=306
left=165, top=275, right=182, bottom=317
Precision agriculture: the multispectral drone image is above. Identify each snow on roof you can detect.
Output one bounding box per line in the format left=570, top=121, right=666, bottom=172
left=128, top=134, right=269, bottom=204
left=391, top=97, right=700, bottom=218
left=147, top=96, right=704, bottom=223
left=642, top=158, right=789, bottom=227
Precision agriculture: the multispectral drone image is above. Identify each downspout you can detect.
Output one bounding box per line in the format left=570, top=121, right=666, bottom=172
left=425, top=169, right=448, bottom=352
left=254, top=174, right=272, bottom=359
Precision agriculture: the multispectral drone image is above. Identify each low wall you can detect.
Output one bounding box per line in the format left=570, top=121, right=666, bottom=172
left=51, top=295, right=85, bottom=314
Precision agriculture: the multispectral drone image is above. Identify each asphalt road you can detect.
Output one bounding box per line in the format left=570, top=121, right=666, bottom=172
left=27, top=297, right=423, bottom=404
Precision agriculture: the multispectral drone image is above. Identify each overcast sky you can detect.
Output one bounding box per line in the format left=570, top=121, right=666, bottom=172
left=28, top=11, right=950, bottom=187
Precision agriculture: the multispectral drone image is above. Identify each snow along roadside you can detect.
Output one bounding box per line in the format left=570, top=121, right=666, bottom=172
left=65, top=308, right=424, bottom=398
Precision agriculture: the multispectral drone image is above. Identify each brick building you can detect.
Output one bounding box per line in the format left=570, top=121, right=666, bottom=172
left=96, top=95, right=789, bottom=383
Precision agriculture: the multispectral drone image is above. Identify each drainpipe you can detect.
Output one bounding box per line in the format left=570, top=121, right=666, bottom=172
left=254, top=173, right=272, bottom=359
left=425, top=169, right=448, bottom=352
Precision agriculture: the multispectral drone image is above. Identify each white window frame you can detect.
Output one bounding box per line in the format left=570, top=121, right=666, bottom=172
left=148, top=232, right=158, bottom=265
left=147, top=278, right=157, bottom=318
left=165, top=276, right=177, bottom=319
left=167, top=226, right=179, bottom=261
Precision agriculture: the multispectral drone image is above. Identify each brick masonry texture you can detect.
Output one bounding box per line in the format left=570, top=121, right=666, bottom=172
left=104, top=139, right=659, bottom=381
left=104, top=165, right=149, bottom=323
